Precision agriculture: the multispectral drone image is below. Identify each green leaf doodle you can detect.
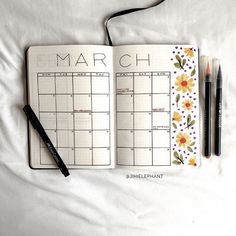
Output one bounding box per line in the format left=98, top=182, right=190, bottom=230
left=191, top=67, right=196, bottom=76
left=175, top=55, right=181, bottom=61
left=187, top=114, right=191, bottom=124
left=190, top=141, right=196, bottom=146
left=187, top=146, right=193, bottom=152
left=174, top=151, right=179, bottom=158
left=172, top=160, right=181, bottom=165
left=174, top=62, right=181, bottom=68
left=175, top=94, right=180, bottom=107
left=172, top=123, right=177, bottom=129
left=185, top=115, right=195, bottom=129
left=173, top=151, right=184, bottom=165
left=174, top=55, right=185, bottom=70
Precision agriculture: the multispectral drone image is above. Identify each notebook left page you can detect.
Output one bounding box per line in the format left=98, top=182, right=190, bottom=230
left=27, top=45, right=115, bottom=169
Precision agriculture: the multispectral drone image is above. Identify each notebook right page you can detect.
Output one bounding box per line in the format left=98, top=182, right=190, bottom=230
left=113, top=45, right=200, bottom=168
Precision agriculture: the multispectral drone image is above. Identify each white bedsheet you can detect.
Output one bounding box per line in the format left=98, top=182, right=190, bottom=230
left=0, top=0, right=236, bottom=235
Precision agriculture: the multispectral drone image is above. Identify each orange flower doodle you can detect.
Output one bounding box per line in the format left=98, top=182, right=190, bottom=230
left=175, top=74, right=195, bottom=93
left=188, top=157, right=197, bottom=166
left=176, top=132, right=191, bottom=148
left=182, top=99, right=193, bottom=110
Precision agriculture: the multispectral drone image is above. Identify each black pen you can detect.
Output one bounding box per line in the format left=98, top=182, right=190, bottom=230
left=215, top=65, right=222, bottom=156
left=23, top=105, right=70, bottom=177
left=204, top=62, right=211, bottom=158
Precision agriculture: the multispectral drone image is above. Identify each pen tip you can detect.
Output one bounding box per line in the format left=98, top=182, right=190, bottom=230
left=217, top=64, right=222, bottom=79
left=206, top=62, right=211, bottom=75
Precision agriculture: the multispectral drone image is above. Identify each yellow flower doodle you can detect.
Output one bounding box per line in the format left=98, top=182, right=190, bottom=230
left=188, top=157, right=197, bottom=166
left=175, top=74, right=195, bottom=93
left=172, top=111, right=182, bottom=123
left=184, top=48, right=194, bottom=58
left=176, top=132, right=191, bottom=148
left=182, top=99, right=193, bottom=110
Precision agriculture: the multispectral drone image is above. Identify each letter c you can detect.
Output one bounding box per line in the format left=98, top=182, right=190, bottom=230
left=119, top=54, right=131, bottom=68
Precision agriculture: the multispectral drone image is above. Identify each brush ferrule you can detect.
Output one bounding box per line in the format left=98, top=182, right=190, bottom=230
left=205, top=74, right=211, bottom=82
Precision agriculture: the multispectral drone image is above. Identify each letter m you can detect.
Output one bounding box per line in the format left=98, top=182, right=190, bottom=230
left=57, top=53, right=70, bottom=66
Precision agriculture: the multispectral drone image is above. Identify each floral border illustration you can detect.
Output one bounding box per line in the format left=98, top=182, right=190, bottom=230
left=170, top=46, right=199, bottom=166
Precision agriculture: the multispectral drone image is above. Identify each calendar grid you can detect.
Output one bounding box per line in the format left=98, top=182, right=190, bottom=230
left=37, top=72, right=111, bottom=166
left=116, top=71, right=171, bottom=166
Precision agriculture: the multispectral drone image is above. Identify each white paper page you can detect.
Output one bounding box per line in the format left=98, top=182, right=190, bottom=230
left=113, top=45, right=200, bottom=168
left=27, top=45, right=115, bottom=169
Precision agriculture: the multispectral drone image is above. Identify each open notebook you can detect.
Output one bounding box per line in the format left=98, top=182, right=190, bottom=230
left=26, top=45, right=199, bottom=169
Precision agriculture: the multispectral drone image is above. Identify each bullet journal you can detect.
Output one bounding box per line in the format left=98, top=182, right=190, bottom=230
left=26, top=44, right=200, bottom=169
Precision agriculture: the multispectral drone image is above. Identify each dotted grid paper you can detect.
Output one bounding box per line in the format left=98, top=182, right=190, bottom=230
left=37, top=72, right=111, bottom=166
left=116, top=71, right=171, bottom=166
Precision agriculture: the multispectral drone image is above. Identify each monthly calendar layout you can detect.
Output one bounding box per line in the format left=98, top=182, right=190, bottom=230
left=37, top=72, right=111, bottom=166
left=27, top=45, right=200, bottom=169
left=116, top=72, right=171, bottom=166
